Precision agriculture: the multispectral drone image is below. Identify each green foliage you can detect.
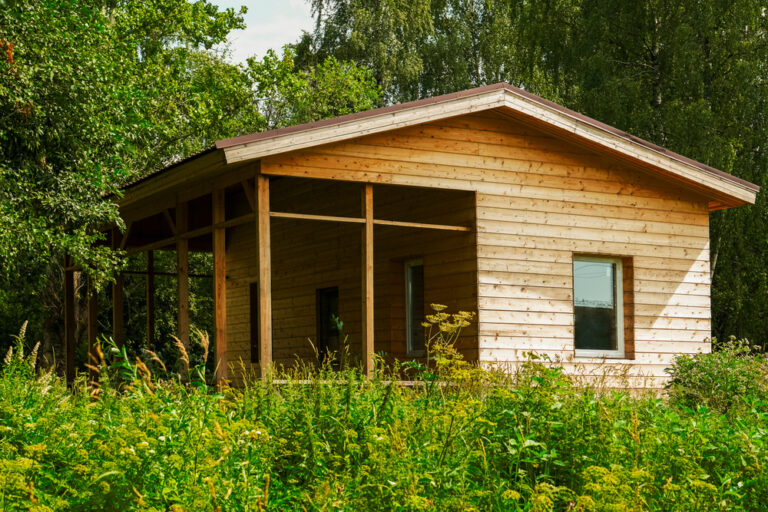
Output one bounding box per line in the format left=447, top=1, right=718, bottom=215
left=666, top=337, right=768, bottom=414
left=299, top=0, right=432, bottom=102
left=247, top=47, right=381, bottom=130
left=0, top=0, right=251, bottom=284
left=3, top=325, right=768, bottom=510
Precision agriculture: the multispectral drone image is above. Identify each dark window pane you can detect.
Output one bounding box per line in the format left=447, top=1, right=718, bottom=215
left=406, top=263, right=425, bottom=354
left=316, top=287, right=340, bottom=361
left=574, top=259, right=619, bottom=352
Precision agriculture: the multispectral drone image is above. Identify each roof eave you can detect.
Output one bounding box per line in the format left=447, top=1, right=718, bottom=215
left=218, top=88, right=508, bottom=165
left=497, top=93, right=759, bottom=206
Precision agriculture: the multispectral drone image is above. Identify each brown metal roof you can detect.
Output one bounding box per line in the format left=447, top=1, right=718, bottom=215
left=215, top=83, right=508, bottom=149
left=121, top=146, right=217, bottom=192
left=216, top=82, right=759, bottom=193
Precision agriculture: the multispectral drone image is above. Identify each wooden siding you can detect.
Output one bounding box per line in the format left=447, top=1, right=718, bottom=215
left=261, top=111, right=711, bottom=386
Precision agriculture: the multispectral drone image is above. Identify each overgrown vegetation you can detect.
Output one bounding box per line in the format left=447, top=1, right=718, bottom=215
left=666, top=337, right=768, bottom=415
left=2, top=316, right=768, bottom=511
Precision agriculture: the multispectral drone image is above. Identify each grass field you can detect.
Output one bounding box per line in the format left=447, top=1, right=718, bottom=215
left=1, top=328, right=767, bottom=511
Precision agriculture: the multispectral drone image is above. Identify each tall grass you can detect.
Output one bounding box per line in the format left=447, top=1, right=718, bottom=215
left=2, top=325, right=768, bottom=510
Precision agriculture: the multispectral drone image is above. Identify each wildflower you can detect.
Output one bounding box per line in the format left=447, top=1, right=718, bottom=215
left=29, top=342, right=39, bottom=370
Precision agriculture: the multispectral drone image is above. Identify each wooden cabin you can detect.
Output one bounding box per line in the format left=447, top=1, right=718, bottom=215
left=64, top=83, right=759, bottom=388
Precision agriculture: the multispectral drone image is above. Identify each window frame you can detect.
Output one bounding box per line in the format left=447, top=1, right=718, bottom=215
left=405, top=258, right=425, bottom=357
left=572, top=255, right=625, bottom=359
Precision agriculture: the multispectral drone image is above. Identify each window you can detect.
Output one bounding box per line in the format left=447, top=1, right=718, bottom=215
left=405, top=259, right=425, bottom=355
left=573, top=256, right=624, bottom=358
left=249, top=282, right=259, bottom=363
left=316, top=287, right=340, bottom=361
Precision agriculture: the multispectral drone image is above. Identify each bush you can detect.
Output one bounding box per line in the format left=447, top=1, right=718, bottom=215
left=666, top=337, right=768, bottom=414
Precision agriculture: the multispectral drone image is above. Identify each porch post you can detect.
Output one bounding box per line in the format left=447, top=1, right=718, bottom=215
left=362, top=184, right=374, bottom=377
left=213, top=188, right=227, bottom=383
left=146, top=250, right=155, bottom=348
left=87, top=277, right=98, bottom=380
left=111, top=229, right=125, bottom=349
left=176, top=201, right=190, bottom=348
left=64, top=257, right=75, bottom=385
left=257, top=174, right=273, bottom=377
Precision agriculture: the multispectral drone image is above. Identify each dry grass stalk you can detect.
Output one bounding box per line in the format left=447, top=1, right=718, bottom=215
left=195, top=329, right=210, bottom=364
left=172, top=335, right=190, bottom=371
left=136, top=356, right=152, bottom=382
left=144, top=350, right=167, bottom=372
left=132, top=487, right=147, bottom=507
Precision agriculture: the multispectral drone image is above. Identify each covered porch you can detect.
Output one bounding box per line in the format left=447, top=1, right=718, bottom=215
left=64, top=168, right=478, bottom=383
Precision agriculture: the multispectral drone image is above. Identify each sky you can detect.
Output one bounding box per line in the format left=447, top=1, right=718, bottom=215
left=210, top=0, right=315, bottom=64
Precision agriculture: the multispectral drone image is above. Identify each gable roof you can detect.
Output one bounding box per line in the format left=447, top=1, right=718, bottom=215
left=128, top=82, right=759, bottom=208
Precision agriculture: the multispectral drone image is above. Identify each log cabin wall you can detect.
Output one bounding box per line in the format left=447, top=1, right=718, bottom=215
left=260, top=110, right=711, bottom=388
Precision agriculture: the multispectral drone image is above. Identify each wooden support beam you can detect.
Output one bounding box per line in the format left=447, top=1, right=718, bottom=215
left=87, top=277, right=98, bottom=381
left=257, top=174, right=273, bottom=377
left=270, top=211, right=469, bottom=231
left=176, top=201, right=190, bottom=348
left=146, top=250, right=155, bottom=348
left=269, top=211, right=366, bottom=224
left=213, top=188, right=227, bottom=384
left=372, top=219, right=471, bottom=232
left=64, top=258, right=75, bottom=385
left=219, top=214, right=255, bottom=230
left=112, top=230, right=125, bottom=349
left=126, top=237, right=177, bottom=256
left=121, top=270, right=212, bottom=278
left=123, top=203, right=471, bottom=257
left=242, top=180, right=255, bottom=210
left=163, top=209, right=177, bottom=234
left=124, top=208, right=468, bottom=257
left=119, top=222, right=132, bottom=250
left=124, top=214, right=255, bottom=256
left=362, top=184, right=374, bottom=377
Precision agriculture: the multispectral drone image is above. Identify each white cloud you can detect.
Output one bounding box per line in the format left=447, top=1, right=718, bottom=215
left=212, top=0, right=315, bottom=64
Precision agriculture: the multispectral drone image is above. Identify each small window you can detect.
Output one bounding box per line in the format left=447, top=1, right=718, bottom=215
left=573, top=256, right=624, bottom=358
left=316, top=287, right=340, bottom=361
left=249, top=282, right=259, bottom=363
left=405, top=259, right=425, bottom=356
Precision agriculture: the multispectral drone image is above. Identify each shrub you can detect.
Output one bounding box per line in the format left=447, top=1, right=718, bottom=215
left=666, top=337, right=768, bottom=414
